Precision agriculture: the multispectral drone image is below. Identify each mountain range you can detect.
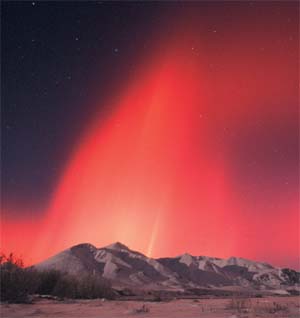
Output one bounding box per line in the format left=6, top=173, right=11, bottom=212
left=34, top=242, right=299, bottom=295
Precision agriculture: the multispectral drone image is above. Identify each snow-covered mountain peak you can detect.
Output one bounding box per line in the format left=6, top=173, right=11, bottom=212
left=225, top=256, right=274, bottom=271
left=72, top=243, right=97, bottom=251
left=105, top=242, right=130, bottom=252
left=179, top=253, right=195, bottom=266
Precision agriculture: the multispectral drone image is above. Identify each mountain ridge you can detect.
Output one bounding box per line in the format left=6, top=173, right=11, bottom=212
left=34, top=242, right=300, bottom=294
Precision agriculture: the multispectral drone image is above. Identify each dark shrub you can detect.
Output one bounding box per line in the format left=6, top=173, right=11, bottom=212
left=0, top=254, right=39, bottom=303
left=76, top=274, right=114, bottom=299
left=35, top=269, right=63, bottom=295
left=36, top=271, right=114, bottom=299
left=51, top=274, right=78, bottom=299
left=1, top=253, right=115, bottom=302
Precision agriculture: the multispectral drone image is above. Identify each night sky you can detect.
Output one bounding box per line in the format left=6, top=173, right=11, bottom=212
left=1, top=1, right=299, bottom=269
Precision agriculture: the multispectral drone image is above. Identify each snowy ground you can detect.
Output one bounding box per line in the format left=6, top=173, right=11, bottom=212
left=1, top=296, right=299, bottom=318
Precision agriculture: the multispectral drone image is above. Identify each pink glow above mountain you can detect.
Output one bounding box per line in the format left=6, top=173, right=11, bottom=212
left=1, top=4, right=298, bottom=269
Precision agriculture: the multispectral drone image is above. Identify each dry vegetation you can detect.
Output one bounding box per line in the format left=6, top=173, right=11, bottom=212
left=0, top=253, right=114, bottom=303
left=226, top=297, right=294, bottom=316
left=1, top=297, right=299, bottom=318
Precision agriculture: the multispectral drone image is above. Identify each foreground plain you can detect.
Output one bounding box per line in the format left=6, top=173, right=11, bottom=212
left=1, top=296, right=299, bottom=318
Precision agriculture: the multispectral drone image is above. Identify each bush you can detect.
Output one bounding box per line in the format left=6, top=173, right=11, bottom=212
left=76, top=274, right=114, bottom=299
left=51, top=274, right=78, bottom=299
left=134, top=304, right=150, bottom=313
left=0, top=253, right=39, bottom=303
left=266, top=302, right=289, bottom=314
left=226, top=297, right=251, bottom=313
left=38, top=272, right=114, bottom=300
left=0, top=253, right=115, bottom=302
left=35, top=269, right=63, bottom=295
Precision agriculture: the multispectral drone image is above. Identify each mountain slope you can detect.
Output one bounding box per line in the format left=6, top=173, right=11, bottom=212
left=34, top=242, right=299, bottom=292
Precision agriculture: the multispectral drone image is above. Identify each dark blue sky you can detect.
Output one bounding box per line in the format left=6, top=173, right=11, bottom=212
left=2, top=1, right=168, bottom=215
